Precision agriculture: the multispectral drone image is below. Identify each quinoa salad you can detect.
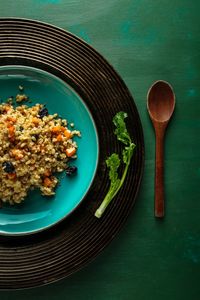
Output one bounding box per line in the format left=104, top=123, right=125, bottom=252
left=0, top=101, right=80, bottom=205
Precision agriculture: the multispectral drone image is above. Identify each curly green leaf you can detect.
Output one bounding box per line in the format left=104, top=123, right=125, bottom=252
left=95, top=112, right=136, bottom=218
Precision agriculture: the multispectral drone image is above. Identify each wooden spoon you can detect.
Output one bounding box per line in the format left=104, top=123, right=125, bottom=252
left=147, top=80, right=175, bottom=218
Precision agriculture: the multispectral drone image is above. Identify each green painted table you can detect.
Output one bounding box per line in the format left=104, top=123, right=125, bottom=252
left=0, top=0, right=199, bottom=299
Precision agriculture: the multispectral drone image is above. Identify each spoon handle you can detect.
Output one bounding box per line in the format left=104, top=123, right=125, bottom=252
left=155, top=128, right=165, bottom=218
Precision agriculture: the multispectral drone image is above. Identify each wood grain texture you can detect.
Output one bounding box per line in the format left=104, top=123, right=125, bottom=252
left=0, top=0, right=200, bottom=299
left=155, top=126, right=165, bottom=217
left=147, top=80, right=175, bottom=217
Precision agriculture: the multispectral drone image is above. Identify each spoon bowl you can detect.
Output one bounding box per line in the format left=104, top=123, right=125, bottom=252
left=147, top=80, right=175, bottom=123
left=147, top=80, right=175, bottom=218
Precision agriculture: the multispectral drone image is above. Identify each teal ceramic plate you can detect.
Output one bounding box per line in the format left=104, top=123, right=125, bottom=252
left=0, top=65, right=99, bottom=235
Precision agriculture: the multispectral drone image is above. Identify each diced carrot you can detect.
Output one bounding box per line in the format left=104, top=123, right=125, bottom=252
left=63, top=129, right=72, bottom=139
left=44, top=169, right=51, bottom=177
left=7, top=125, right=15, bottom=141
left=51, top=126, right=61, bottom=134
left=7, top=173, right=16, bottom=180
left=32, top=117, right=40, bottom=125
left=56, top=134, right=63, bottom=142
left=61, top=126, right=66, bottom=132
left=43, top=177, right=52, bottom=187
left=7, top=116, right=16, bottom=123
left=66, top=147, right=76, bottom=157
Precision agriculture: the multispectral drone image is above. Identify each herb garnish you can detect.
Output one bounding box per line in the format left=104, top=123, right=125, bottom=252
left=95, top=112, right=136, bottom=218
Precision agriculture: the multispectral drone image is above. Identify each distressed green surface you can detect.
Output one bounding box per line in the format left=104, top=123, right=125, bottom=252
left=0, top=0, right=199, bottom=299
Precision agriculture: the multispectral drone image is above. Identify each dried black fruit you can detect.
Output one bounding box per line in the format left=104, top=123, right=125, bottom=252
left=38, top=107, right=49, bottom=118
left=66, top=166, right=77, bottom=176
left=2, top=161, right=15, bottom=173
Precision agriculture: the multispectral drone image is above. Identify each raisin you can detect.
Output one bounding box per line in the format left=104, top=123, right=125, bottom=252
left=38, top=107, right=49, bottom=118
left=2, top=161, right=15, bottom=173
left=66, top=166, right=77, bottom=176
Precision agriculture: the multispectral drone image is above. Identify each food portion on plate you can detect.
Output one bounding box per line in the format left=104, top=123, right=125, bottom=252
left=0, top=96, right=80, bottom=205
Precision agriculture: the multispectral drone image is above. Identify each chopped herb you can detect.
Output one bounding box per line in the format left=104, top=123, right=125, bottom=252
left=95, top=112, right=136, bottom=218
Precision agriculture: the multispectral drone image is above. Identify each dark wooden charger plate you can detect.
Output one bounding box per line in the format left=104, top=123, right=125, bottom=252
left=0, top=18, right=144, bottom=290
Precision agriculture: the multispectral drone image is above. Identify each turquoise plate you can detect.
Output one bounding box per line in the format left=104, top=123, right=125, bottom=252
left=0, top=65, right=99, bottom=235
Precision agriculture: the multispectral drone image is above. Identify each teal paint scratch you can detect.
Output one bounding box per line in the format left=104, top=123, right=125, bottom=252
left=35, top=0, right=61, bottom=4
left=120, top=20, right=159, bottom=46
left=121, top=20, right=132, bottom=34
left=187, top=66, right=197, bottom=80
left=78, top=30, right=91, bottom=44
left=119, top=20, right=134, bottom=45
left=186, top=32, right=193, bottom=39
left=188, top=88, right=196, bottom=97
left=183, top=236, right=200, bottom=263
left=70, top=27, right=91, bottom=44
left=184, top=249, right=200, bottom=263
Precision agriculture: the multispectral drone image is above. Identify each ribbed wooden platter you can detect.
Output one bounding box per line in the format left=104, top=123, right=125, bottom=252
left=0, top=18, right=144, bottom=290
